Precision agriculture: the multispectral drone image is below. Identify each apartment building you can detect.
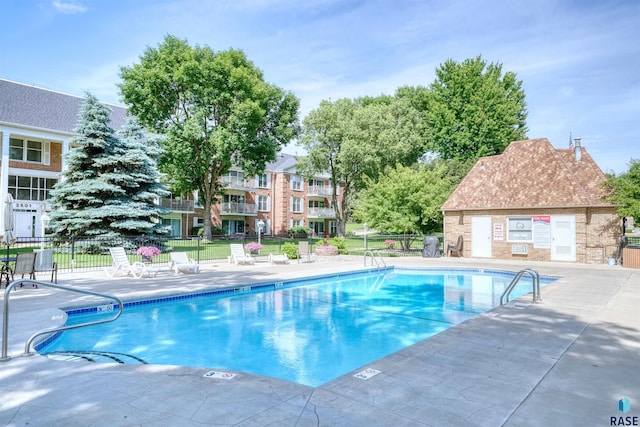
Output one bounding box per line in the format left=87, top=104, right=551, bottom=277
left=205, top=154, right=341, bottom=238
left=0, top=79, right=341, bottom=238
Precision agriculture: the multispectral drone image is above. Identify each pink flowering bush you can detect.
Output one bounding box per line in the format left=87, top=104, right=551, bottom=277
left=245, top=242, right=263, bottom=252
left=137, top=246, right=161, bottom=258
left=384, top=239, right=396, bottom=249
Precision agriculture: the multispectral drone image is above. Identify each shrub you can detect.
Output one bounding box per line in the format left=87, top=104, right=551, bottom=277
left=281, top=242, right=299, bottom=259
left=196, top=226, right=223, bottom=236
left=328, top=237, right=348, bottom=254
left=137, top=246, right=161, bottom=258
left=288, top=226, right=312, bottom=237
left=245, top=242, right=263, bottom=252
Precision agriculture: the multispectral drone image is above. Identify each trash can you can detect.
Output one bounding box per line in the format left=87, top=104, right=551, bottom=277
left=422, top=236, right=440, bottom=258
left=623, top=244, right=640, bottom=269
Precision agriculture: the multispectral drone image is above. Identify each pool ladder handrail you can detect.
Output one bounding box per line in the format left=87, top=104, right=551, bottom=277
left=1, top=278, right=124, bottom=362
left=500, top=268, right=542, bottom=305
left=363, top=250, right=386, bottom=268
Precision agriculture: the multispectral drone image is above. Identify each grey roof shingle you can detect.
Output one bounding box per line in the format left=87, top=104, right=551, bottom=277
left=0, top=78, right=127, bottom=134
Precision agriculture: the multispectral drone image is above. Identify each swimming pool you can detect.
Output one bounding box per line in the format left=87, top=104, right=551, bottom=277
left=38, top=267, right=557, bottom=387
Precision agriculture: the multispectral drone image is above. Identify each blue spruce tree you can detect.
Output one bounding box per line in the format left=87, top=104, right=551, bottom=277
left=49, top=93, right=169, bottom=243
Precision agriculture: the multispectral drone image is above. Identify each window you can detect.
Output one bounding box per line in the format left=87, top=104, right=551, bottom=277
left=292, top=197, right=303, bottom=213
left=329, top=221, right=337, bottom=235
left=257, top=174, right=269, bottom=188
left=291, top=175, right=302, bottom=191
left=257, top=195, right=269, bottom=211
left=308, top=200, right=325, bottom=208
left=9, top=138, right=48, bottom=163
left=291, top=219, right=303, bottom=228
left=508, top=217, right=532, bottom=241
left=8, top=175, right=58, bottom=201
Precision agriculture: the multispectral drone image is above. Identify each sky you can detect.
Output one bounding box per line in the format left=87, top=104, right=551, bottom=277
left=1, top=0, right=638, bottom=175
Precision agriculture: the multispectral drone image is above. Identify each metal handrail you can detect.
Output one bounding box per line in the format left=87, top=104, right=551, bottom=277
left=500, top=268, right=541, bottom=305
left=1, top=278, right=123, bottom=362
left=363, top=250, right=387, bottom=268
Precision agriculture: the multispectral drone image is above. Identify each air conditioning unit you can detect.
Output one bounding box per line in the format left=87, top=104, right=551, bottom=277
left=512, top=244, right=528, bottom=255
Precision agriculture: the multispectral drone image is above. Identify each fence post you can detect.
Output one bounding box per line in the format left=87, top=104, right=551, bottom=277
left=364, top=223, right=368, bottom=251
left=197, top=235, right=201, bottom=263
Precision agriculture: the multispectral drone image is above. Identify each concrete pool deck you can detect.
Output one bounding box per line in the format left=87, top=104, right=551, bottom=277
left=1, top=256, right=638, bottom=426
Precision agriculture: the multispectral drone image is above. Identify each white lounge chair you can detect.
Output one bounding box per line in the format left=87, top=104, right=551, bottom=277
left=170, top=252, right=200, bottom=274
left=269, top=253, right=289, bottom=265
left=230, top=244, right=255, bottom=265
left=105, top=247, right=157, bottom=278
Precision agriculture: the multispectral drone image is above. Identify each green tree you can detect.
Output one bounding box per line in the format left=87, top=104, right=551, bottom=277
left=49, top=94, right=170, bottom=239
left=298, top=96, right=423, bottom=236
left=418, top=55, right=528, bottom=162
left=119, top=35, right=299, bottom=239
left=352, top=160, right=460, bottom=237
left=605, top=159, right=640, bottom=224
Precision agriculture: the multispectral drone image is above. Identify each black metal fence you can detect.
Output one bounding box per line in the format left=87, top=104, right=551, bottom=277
left=8, top=233, right=440, bottom=273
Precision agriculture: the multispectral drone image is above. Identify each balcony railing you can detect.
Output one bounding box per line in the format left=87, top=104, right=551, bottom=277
left=222, top=176, right=256, bottom=190
left=159, top=198, right=194, bottom=212
left=308, top=207, right=336, bottom=218
left=307, top=185, right=332, bottom=197
left=221, top=202, right=257, bottom=215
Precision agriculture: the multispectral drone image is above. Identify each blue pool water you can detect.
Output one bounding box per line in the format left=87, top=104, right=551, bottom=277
left=39, top=268, right=556, bottom=387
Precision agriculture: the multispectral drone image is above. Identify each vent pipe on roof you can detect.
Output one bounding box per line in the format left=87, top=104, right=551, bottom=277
left=574, top=138, right=582, bottom=161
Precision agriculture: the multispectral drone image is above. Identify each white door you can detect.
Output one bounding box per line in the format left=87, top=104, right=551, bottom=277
left=551, top=216, right=576, bottom=261
left=471, top=216, right=492, bottom=258
left=15, top=213, right=36, bottom=238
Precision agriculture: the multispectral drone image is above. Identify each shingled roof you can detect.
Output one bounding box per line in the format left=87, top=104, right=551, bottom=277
left=0, top=78, right=127, bottom=134
left=441, top=138, right=614, bottom=211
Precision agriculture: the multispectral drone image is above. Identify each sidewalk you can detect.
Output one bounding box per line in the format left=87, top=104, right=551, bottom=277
left=1, top=257, right=639, bottom=426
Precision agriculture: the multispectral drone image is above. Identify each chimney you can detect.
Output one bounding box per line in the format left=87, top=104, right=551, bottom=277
left=574, top=138, right=582, bottom=161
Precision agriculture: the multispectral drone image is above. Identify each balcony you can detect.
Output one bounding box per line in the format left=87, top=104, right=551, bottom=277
left=308, top=207, right=336, bottom=218
left=307, top=185, right=332, bottom=197
left=221, top=202, right=257, bottom=216
left=160, top=198, right=194, bottom=213
left=222, top=176, right=256, bottom=191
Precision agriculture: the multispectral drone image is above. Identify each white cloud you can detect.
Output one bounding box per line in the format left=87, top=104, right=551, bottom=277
left=52, top=0, right=87, bottom=14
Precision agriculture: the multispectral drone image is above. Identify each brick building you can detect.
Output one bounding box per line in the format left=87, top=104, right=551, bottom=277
left=0, top=79, right=341, bottom=239
left=441, top=138, right=621, bottom=263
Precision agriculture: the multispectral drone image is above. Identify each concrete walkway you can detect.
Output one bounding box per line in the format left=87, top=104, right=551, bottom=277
left=0, top=256, right=638, bottom=426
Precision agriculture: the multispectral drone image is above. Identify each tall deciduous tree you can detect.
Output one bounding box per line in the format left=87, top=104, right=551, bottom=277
left=49, top=93, right=170, bottom=240
left=605, top=159, right=640, bottom=224
left=298, top=96, right=423, bottom=236
left=352, top=160, right=460, bottom=236
left=414, top=55, right=528, bottom=162
left=119, top=35, right=299, bottom=239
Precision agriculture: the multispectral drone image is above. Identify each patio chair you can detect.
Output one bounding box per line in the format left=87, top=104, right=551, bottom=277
left=14, top=252, right=37, bottom=287
left=447, top=235, right=464, bottom=257
left=297, top=241, right=316, bottom=263
left=230, top=244, right=255, bottom=265
left=105, top=247, right=156, bottom=278
left=34, top=249, right=58, bottom=283
left=268, top=253, right=289, bottom=265
left=170, top=252, right=200, bottom=274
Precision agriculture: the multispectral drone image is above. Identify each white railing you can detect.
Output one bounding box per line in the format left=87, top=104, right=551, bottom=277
left=308, top=207, right=336, bottom=218
left=307, top=185, right=332, bottom=196
left=222, top=176, right=255, bottom=189
left=221, top=202, right=257, bottom=215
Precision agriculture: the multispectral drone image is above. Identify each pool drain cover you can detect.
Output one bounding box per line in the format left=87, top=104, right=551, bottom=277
left=203, top=370, right=236, bottom=380
left=353, top=368, right=380, bottom=380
